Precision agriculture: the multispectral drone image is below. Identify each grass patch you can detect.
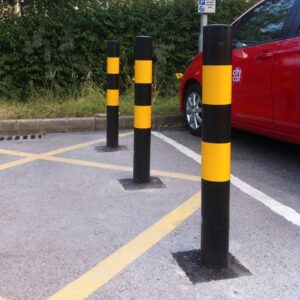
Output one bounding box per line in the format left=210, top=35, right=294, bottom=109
left=0, top=84, right=180, bottom=119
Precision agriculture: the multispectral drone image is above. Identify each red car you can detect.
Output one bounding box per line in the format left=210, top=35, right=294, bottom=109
left=180, top=0, right=300, bottom=144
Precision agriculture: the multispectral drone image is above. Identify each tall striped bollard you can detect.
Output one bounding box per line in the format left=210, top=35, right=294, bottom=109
left=201, top=25, right=232, bottom=269
left=106, top=40, right=120, bottom=148
left=133, top=36, right=153, bottom=184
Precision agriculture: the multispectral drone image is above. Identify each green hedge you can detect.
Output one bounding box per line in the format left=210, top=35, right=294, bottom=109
left=0, top=0, right=256, bottom=101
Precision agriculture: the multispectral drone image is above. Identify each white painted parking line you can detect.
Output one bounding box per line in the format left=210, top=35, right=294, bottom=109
left=152, top=131, right=300, bottom=227
left=152, top=131, right=201, bottom=164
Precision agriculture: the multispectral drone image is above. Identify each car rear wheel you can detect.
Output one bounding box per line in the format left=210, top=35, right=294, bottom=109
left=183, top=83, right=202, bottom=136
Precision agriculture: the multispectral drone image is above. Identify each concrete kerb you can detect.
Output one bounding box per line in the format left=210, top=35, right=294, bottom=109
left=0, top=114, right=182, bottom=136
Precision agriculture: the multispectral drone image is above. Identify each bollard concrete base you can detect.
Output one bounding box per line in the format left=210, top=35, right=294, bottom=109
left=95, top=145, right=128, bottom=152
left=119, top=177, right=166, bottom=191
left=172, top=250, right=251, bottom=284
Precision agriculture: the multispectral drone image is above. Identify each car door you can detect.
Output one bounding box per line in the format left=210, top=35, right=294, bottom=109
left=272, top=3, right=300, bottom=136
left=231, top=0, right=297, bottom=130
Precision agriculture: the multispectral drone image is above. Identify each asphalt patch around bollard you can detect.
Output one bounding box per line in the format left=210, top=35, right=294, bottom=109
left=119, top=176, right=166, bottom=191
left=95, top=145, right=128, bottom=152
left=172, top=250, right=251, bottom=284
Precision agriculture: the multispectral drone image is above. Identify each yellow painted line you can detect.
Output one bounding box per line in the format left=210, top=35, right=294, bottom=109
left=0, top=139, right=107, bottom=171
left=0, top=131, right=199, bottom=182
left=42, top=156, right=200, bottom=182
left=0, top=140, right=108, bottom=171
left=151, top=169, right=200, bottom=182
left=45, top=132, right=132, bottom=156
left=0, top=148, right=34, bottom=157
left=0, top=156, right=39, bottom=171
left=43, top=138, right=106, bottom=156
left=49, top=192, right=201, bottom=300
left=0, top=132, right=133, bottom=171
left=44, top=156, right=133, bottom=172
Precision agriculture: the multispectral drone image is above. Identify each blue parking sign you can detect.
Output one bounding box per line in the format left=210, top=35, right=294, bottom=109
left=199, top=6, right=205, bottom=13
left=198, top=0, right=216, bottom=13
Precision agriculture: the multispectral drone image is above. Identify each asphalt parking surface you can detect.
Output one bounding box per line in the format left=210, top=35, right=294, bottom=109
left=0, top=129, right=299, bottom=300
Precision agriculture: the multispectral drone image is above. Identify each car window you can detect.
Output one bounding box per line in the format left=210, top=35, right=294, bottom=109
left=233, top=0, right=296, bottom=48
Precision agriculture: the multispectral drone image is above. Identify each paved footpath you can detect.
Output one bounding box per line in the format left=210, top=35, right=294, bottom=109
left=0, top=130, right=299, bottom=300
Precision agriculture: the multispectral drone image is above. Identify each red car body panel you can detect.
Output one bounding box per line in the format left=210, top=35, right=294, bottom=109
left=179, top=54, right=202, bottom=112
left=231, top=41, right=281, bottom=130
left=273, top=36, right=300, bottom=136
left=180, top=0, right=300, bottom=144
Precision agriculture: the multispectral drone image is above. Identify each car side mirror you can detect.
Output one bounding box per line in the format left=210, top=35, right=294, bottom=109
left=233, top=39, right=246, bottom=49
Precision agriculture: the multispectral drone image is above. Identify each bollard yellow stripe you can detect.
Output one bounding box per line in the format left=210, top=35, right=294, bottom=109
left=201, top=141, right=231, bottom=182
left=135, top=60, right=152, bottom=84
left=107, top=57, right=120, bottom=74
left=106, top=89, right=120, bottom=106
left=134, top=106, right=152, bottom=129
left=202, top=65, right=232, bottom=105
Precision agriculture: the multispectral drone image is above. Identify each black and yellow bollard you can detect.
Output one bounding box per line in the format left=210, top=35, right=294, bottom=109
left=201, top=25, right=232, bottom=269
left=133, top=36, right=153, bottom=184
left=106, top=40, right=120, bottom=148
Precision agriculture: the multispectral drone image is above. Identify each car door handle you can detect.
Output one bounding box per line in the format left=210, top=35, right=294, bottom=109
left=255, top=51, right=273, bottom=61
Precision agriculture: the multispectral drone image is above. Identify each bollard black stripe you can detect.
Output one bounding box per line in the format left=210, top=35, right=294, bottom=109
left=106, top=106, right=119, bottom=148
left=201, top=179, right=230, bottom=268
left=203, top=25, right=232, bottom=66
left=133, top=128, right=151, bottom=183
left=202, top=104, right=231, bottom=143
left=134, top=84, right=152, bottom=106
left=135, top=36, right=153, bottom=60
left=107, top=74, right=119, bottom=90
left=107, top=40, right=119, bottom=57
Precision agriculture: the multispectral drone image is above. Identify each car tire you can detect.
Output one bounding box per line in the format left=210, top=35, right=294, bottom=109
left=183, top=83, right=202, bottom=136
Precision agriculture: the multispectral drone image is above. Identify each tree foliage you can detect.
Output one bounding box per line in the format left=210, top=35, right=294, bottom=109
left=0, top=0, right=256, bottom=100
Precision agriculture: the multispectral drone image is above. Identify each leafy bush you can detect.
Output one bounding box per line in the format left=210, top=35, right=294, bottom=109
left=0, top=0, right=256, bottom=101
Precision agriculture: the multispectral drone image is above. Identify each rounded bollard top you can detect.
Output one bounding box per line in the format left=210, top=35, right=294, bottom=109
left=203, top=25, right=232, bottom=66
left=107, top=40, right=119, bottom=57
left=135, top=36, right=153, bottom=60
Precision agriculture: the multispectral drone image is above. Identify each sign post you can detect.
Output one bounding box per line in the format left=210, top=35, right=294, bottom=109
left=198, top=0, right=216, bottom=52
